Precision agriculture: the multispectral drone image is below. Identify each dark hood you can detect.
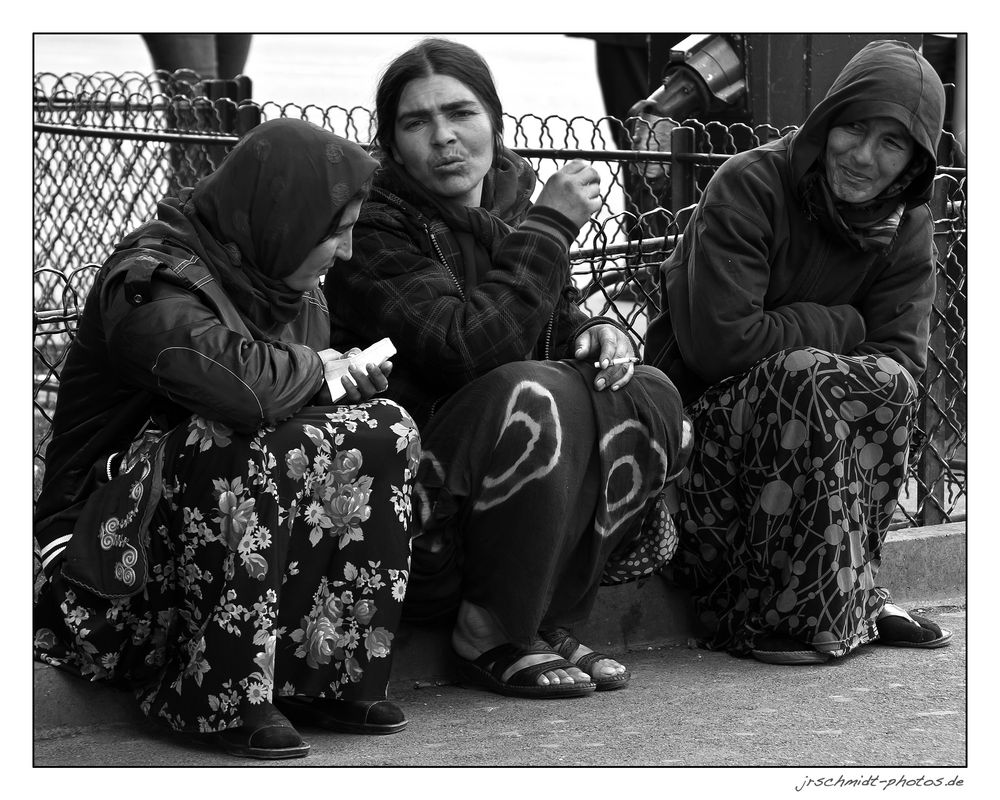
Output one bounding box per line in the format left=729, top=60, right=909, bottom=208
left=788, top=39, right=946, bottom=207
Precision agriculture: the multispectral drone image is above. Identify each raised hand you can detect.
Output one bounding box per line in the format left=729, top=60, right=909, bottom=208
left=534, top=159, right=602, bottom=228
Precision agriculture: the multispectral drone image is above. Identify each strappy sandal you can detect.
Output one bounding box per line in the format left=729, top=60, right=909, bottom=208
left=539, top=627, right=632, bottom=691
left=276, top=696, right=407, bottom=735
left=750, top=634, right=832, bottom=665
left=194, top=702, right=310, bottom=759
left=876, top=604, right=953, bottom=649
left=455, top=642, right=598, bottom=699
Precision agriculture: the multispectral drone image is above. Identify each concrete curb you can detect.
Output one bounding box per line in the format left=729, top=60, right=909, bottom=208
left=34, top=521, right=965, bottom=740
left=877, top=522, right=966, bottom=602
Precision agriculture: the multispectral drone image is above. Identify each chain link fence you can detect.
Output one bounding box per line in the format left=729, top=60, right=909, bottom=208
left=33, top=71, right=967, bottom=528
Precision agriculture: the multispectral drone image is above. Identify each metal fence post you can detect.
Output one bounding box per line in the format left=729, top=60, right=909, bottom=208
left=916, top=179, right=951, bottom=526
left=233, top=75, right=253, bottom=103
left=236, top=102, right=262, bottom=136
left=205, top=79, right=237, bottom=134
left=670, top=126, right=696, bottom=212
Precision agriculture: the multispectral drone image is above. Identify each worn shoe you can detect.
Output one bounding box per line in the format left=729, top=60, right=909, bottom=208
left=277, top=696, right=408, bottom=735
left=751, top=634, right=832, bottom=665
left=876, top=604, right=953, bottom=649
left=195, top=702, right=309, bottom=759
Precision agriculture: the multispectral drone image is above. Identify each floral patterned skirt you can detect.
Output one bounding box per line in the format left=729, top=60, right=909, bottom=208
left=661, top=348, right=917, bottom=658
left=33, top=401, right=420, bottom=734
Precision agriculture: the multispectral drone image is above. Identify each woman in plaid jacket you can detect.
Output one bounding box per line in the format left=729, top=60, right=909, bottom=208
left=325, top=38, right=689, bottom=699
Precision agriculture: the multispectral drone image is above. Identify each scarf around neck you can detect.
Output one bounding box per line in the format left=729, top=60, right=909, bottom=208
left=374, top=148, right=536, bottom=289
left=799, top=151, right=927, bottom=254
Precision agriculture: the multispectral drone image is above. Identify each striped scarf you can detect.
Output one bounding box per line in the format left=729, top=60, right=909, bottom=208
left=799, top=153, right=927, bottom=253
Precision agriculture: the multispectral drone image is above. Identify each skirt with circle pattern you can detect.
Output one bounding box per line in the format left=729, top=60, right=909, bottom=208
left=404, top=359, right=686, bottom=643
left=661, top=347, right=917, bottom=657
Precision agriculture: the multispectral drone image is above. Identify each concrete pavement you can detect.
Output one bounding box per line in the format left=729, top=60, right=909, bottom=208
left=34, top=601, right=966, bottom=769
left=32, top=522, right=968, bottom=771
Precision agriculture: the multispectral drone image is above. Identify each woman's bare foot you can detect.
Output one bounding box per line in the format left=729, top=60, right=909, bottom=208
left=560, top=640, right=627, bottom=681
left=452, top=601, right=591, bottom=687
left=539, top=627, right=631, bottom=688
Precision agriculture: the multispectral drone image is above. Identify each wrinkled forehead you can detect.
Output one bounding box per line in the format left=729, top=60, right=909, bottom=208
left=842, top=115, right=912, bottom=138
left=831, top=102, right=916, bottom=138
left=396, top=73, right=483, bottom=119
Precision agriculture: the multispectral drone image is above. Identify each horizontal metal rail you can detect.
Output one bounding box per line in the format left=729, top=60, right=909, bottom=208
left=34, top=308, right=80, bottom=324
left=514, top=147, right=712, bottom=164
left=33, top=122, right=240, bottom=146
left=33, top=122, right=969, bottom=179
left=571, top=235, right=680, bottom=260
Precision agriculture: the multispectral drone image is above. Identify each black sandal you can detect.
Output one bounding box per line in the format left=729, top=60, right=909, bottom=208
left=276, top=696, right=407, bottom=735
left=539, top=627, right=632, bottom=691
left=194, top=702, right=310, bottom=759
left=876, top=604, right=953, bottom=649
left=455, top=641, right=597, bottom=698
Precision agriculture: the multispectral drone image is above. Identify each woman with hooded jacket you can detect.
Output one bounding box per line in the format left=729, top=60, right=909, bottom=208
left=645, top=40, right=953, bottom=664
left=33, top=119, right=420, bottom=758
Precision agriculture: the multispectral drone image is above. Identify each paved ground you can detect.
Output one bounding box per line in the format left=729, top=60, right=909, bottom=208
left=34, top=600, right=966, bottom=778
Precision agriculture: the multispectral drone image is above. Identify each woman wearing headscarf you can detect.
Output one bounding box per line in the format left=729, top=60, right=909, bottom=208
left=33, top=119, right=420, bottom=758
left=324, top=38, right=689, bottom=699
left=645, top=40, right=953, bottom=664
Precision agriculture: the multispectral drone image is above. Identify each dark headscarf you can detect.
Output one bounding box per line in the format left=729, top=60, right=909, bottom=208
left=118, top=118, right=378, bottom=334
left=788, top=40, right=945, bottom=253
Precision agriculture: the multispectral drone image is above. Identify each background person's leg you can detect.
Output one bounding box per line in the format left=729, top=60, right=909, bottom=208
left=141, top=33, right=220, bottom=78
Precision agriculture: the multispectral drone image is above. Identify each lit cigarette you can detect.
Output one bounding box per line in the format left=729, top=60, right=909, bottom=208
left=593, top=356, right=639, bottom=368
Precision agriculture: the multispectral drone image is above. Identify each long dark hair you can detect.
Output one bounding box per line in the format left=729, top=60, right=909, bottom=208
left=374, top=38, right=505, bottom=166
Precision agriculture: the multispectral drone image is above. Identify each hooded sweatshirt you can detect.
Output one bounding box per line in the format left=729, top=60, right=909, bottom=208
left=644, top=40, right=945, bottom=403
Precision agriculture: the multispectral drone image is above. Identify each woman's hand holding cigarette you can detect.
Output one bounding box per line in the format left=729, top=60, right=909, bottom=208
left=574, top=323, right=638, bottom=392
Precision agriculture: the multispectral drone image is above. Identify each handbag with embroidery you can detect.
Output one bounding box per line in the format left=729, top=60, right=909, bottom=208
left=60, top=432, right=166, bottom=599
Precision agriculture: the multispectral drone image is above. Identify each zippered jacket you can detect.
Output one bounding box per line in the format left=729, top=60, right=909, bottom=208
left=324, top=153, right=615, bottom=425
left=34, top=240, right=328, bottom=564
left=645, top=40, right=946, bottom=402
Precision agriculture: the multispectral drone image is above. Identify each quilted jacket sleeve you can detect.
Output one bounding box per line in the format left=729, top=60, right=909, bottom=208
left=99, top=266, right=326, bottom=434
left=334, top=204, right=580, bottom=393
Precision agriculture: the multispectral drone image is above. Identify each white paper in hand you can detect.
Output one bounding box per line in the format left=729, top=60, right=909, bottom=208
left=325, top=337, right=397, bottom=402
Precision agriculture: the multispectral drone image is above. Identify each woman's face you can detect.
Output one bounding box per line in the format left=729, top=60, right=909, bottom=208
left=282, top=198, right=363, bottom=292
left=823, top=116, right=915, bottom=204
left=391, top=73, right=495, bottom=208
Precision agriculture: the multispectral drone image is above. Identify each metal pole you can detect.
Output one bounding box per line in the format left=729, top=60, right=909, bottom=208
left=670, top=126, right=696, bottom=212
left=916, top=179, right=950, bottom=526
